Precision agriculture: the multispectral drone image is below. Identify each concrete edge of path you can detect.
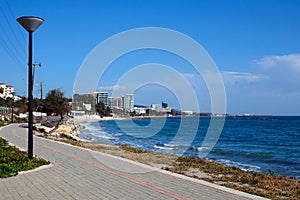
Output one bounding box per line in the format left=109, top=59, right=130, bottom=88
left=18, top=163, right=55, bottom=176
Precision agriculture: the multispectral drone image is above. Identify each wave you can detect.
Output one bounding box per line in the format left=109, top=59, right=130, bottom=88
left=82, top=121, right=103, bottom=132
left=154, top=145, right=174, bottom=150
left=154, top=143, right=174, bottom=150
left=153, top=143, right=197, bottom=151
left=216, top=159, right=261, bottom=172
left=153, top=143, right=213, bottom=153
left=79, top=121, right=118, bottom=142
left=95, top=134, right=117, bottom=141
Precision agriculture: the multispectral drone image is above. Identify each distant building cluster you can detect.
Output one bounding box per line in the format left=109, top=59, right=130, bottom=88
left=94, top=92, right=174, bottom=116
left=72, top=90, right=215, bottom=117
left=95, top=92, right=134, bottom=112
left=72, top=91, right=178, bottom=117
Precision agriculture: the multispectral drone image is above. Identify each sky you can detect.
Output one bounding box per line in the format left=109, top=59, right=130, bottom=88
left=0, top=0, right=300, bottom=115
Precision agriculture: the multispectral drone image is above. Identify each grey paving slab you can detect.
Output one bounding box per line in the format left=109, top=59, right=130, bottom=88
left=0, top=124, right=268, bottom=200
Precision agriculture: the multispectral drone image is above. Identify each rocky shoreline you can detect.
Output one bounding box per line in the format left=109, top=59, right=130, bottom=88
left=34, top=118, right=86, bottom=142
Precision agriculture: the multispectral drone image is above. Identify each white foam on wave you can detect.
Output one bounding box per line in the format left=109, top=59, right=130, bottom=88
left=80, top=121, right=117, bottom=141
left=96, top=135, right=117, bottom=140
left=197, top=147, right=211, bottom=152
left=154, top=143, right=174, bottom=150
left=82, top=121, right=102, bottom=132
left=216, top=159, right=261, bottom=172
left=164, top=144, right=177, bottom=148
left=154, top=144, right=207, bottom=152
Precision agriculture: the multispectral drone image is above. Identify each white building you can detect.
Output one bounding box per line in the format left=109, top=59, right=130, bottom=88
left=83, top=103, right=92, bottom=111
left=0, top=83, right=14, bottom=99
left=124, top=94, right=134, bottom=112
left=150, top=104, right=171, bottom=113
left=182, top=110, right=193, bottom=115
left=69, top=110, right=85, bottom=117
left=134, top=107, right=146, bottom=114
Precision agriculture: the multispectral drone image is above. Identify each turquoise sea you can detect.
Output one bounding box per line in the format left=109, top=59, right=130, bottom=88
left=78, top=116, right=300, bottom=179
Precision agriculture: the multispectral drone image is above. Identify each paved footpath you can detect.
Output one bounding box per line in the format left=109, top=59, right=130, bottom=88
left=0, top=124, right=268, bottom=200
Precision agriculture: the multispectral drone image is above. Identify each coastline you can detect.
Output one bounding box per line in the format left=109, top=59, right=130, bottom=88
left=33, top=117, right=300, bottom=199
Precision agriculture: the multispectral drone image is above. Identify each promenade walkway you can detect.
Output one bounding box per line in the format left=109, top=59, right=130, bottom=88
left=0, top=124, right=267, bottom=200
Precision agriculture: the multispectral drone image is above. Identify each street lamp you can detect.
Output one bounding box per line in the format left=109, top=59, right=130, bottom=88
left=17, top=16, right=44, bottom=159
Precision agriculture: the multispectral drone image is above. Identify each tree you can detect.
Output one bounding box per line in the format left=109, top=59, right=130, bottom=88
left=95, top=102, right=111, bottom=117
left=14, top=96, right=27, bottom=114
left=44, top=89, right=70, bottom=119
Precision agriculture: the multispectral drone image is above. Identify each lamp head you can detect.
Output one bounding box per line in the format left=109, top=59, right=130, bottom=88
left=17, top=16, right=44, bottom=32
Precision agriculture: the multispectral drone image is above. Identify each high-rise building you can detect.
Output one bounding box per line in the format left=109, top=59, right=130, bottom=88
left=118, top=97, right=124, bottom=109
left=96, top=92, right=109, bottom=107
left=108, top=97, right=119, bottom=108
left=124, top=94, right=134, bottom=112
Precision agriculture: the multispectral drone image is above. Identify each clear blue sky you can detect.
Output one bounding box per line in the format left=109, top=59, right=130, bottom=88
left=1, top=0, right=300, bottom=115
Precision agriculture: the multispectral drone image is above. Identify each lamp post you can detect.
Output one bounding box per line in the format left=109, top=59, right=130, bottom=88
left=17, top=16, right=44, bottom=159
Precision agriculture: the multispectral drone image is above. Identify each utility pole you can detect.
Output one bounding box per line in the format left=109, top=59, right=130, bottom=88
left=33, top=63, right=41, bottom=67
left=39, top=82, right=43, bottom=101
left=33, top=62, right=41, bottom=85
left=11, top=92, right=15, bottom=123
left=39, top=82, right=43, bottom=123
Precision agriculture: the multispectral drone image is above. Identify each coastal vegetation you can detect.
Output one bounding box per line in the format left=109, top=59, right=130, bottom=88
left=0, top=137, right=50, bottom=178
left=166, top=156, right=300, bottom=199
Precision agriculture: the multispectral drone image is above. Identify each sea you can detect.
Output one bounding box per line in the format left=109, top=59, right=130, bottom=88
left=77, top=116, right=300, bottom=179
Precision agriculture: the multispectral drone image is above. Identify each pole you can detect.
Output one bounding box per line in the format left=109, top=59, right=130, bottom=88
left=40, top=82, right=43, bottom=100
left=11, top=92, right=14, bottom=123
left=40, top=82, right=43, bottom=123
left=17, top=16, right=44, bottom=159
left=28, top=31, right=33, bottom=159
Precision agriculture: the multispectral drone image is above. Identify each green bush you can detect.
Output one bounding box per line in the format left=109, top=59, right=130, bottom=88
left=0, top=137, right=50, bottom=178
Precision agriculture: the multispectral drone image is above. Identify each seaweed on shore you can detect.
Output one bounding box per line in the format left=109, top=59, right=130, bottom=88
left=120, top=144, right=150, bottom=153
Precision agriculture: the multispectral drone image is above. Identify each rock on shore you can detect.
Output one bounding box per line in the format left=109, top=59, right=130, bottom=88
left=34, top=119, right=85, bottom=141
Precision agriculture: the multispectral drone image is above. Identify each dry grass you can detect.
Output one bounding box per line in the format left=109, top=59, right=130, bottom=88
left=167, top=157, right=300, bottom=200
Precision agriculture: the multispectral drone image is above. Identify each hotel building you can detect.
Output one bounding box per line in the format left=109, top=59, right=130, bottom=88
left=0, top=83, right=14, bottom=99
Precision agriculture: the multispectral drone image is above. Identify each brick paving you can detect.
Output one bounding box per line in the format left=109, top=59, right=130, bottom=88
left=0, top=124, right=268, bottom=200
